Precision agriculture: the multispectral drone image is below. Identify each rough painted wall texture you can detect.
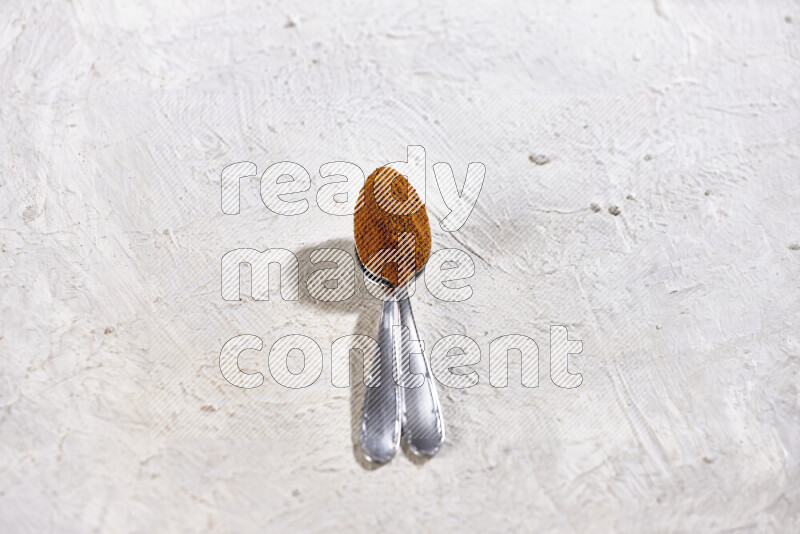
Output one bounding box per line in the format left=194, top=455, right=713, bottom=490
left=1, top=0, right=799, bottom=532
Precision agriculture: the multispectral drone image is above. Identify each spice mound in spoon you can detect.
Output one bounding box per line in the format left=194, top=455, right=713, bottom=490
left=354, top=166, right=432, bottom=287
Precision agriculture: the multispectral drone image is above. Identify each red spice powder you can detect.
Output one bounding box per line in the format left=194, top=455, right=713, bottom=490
left=354, top=166, right=432, bottom=287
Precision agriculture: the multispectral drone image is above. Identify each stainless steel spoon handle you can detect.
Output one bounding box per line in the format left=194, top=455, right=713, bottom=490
left=359, top=299, right=401, bottom=463
left=397, top=296, right=445, bottom=457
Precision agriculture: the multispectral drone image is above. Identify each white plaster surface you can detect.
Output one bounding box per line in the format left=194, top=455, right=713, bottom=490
left=2, top=0, right=800, bottom=532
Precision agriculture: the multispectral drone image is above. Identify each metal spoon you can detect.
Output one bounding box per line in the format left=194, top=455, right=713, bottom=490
left=395, top=287, right=445, bottom=457
left=356, top=250, right=446, bottom=461
left=359, top=298, right=401, bottom=463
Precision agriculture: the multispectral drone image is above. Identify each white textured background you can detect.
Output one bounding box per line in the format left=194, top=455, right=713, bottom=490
left=2, top=0, right=800, bottom=532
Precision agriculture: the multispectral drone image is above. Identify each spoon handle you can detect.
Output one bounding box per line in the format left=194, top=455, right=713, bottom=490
left=359, top=299, right=401, bottom=463
left=397, top=296, right=446, bottom=457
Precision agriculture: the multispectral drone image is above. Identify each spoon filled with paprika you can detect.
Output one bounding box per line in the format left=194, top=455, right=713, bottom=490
left=354, top=166, right=446, bottom=462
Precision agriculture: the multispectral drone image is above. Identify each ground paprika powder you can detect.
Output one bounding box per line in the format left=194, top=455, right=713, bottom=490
left=354, top=166, right=432, bottom=287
